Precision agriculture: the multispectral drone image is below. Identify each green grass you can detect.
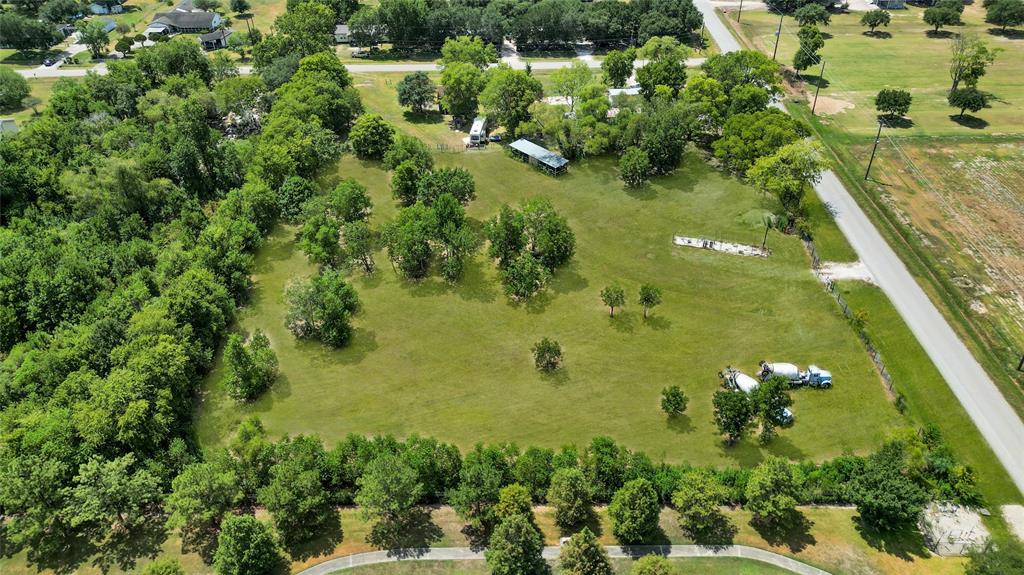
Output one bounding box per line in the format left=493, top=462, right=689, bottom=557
left=730, top=5, right=1024, bottom=137
left=335, top=558, right=794, bottom=574
left=3, top=78, right=64, bottom=125
left=196, top=72, right=904, bottom=468
left=0, top=48, right=65, bottom=68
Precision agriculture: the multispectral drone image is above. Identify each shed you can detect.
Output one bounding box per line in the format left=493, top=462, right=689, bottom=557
left=509, top=138, right=568, bottom=175
left=200, top=28, right=232, bottom=49
left=100, top=18, right=117, bottom=33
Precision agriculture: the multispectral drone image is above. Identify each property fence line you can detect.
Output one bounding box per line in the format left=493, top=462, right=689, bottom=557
left=803, top=237, right=896, bottom=396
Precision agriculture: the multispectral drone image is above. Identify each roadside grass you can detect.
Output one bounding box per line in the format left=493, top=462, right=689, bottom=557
left=0, top=506, right=964, bottom=575
left=728, top=5, right=1024, bottom=137
left=334, top=558, right=793, bottom=574
left=0, top=48, right=64, bottom=68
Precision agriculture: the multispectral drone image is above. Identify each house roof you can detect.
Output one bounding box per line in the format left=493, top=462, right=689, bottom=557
left=200, top=28, right=231, bottom=42
left=151, top=10, right=217, bottom=28
left=509, top=139, right=568, bottom=169
left=335, top=24, right=349, bottom=34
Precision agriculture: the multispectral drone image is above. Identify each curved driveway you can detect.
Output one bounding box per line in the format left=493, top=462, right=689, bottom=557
left=295, top=545, right=830, bottom=575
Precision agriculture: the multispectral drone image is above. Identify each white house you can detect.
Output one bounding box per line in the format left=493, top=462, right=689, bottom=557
left=334, top=24, right=350, bottom=43
left=88, top=0, right=123, bottom=14
left=146, top=0, right=221, bottom=36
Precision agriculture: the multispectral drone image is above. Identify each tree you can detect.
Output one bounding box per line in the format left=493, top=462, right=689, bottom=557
left=383, top=133, right=433, bottom=171
left=949, top=35, right=996, bottom=92
left=551, top=61, right=593, bottom=114
left=793, top=25, right=824, bottom=72
left=480, top=65, right=543, bottom=134
left=380, top=203, right=435, bottom=279
left=602, top=47, right=636, bottom=88
left=298, top=210, right=342, bottom=266
left=485, top=514, right=547, bottom=575
left=745, top=455, right=799, bottom=526
left=115, top=36, right=134, bottom=55
left=632, top=555, right=673, bottom=575
left=285, top=268, right=361, bottom=347
left=348, top=6, right=385, bottom=48
left=713, top=390, right=753, bottom=444
left=213, top=515, right=281, bottom=575
left=0, top=68, right=30, bottom=110
left=619, top=147, right=651, bottom=187
left=947, top=87, right=989, bottom=118
left=532, top=337, right=562, bottom=372
left=638, top=36, right=690, bottom=62
left=68, top=455, right=162, bottom=552
left=713, top=109, right=805, bottom=173
left=559, top=527, right=612, bottom=575
left=344, top=220, right=375, bottom=273
left=440, top=35, right=497, bottom=69
left=230, top=0, right=251, bottom=12
left=874, top=88, right=912, bottom=118
left=601, top=285, right=626, bottom=317
left=522, top=197, right=575, bottom=271
left=608, top=478, right=660, bottom=544
left=638, top=284, right=662, bottom=318
left=449, top=446, right=507, bottom=528
left=328, top=177, right=373, bottom=222
left=493, top=483, right=535, bottom=524
left=660, top=385, right=688, bottom=416
left=355, top=453, right=424, bottom=523
left=924, top=6, right=960, bottom=32
left=39, top=0, right=83, bottom=23
left=851, top=442, right=929, bottom=530
left=258, top=442, right=334, bottom=546
left=749, top=376, right=793, bottom=443
left=80, top=19, right=111, bottom=59
left=701, top=50, right=781, bottom=95
left=391, top=160, right=423, bottom=206
left=548, top=467, right=591, bottom=527
left=860, top=9, right=891, bottom=33
left=485, top=205, right=526, bottom=268
left=142, top=558, right=185, bottom=575
left=376, top=0, right=428, bottom=49
left=440, top=61, right=485, bottom=120
left=672, top=469, right=731, bottom=537
left=396, top=71, right=436, bottom=114
left=500, top=253, right=550, bottom=300
left=966, top=539, right=1024, bottom=575
left=166, top=461, right=243, bottom=560
left=348, top=114, right=395, bottom=159
left=746, top=140, right=827, bottom=219
left=794, top=3, right=830, bottom=27
left=222, top=331, right=278, bottom=401
left=278, top=175, right=318, bottom=221
left=636, top=57, right=687, bottom=99
left=418, top=167, right=476, bottom=205
left=986, top=0, right=1024, bottom=31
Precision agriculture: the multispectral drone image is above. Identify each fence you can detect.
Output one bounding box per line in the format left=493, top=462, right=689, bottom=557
left=804, top=237, right=896, bottom=395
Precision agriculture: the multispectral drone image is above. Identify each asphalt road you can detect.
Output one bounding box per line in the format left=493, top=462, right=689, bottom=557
left=694, top=0, right=1024, bottom=494
left=295, top=545, right=830, bottom=575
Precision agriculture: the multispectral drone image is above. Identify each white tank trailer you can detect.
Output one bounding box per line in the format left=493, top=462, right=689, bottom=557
left=759, top=361, right=833, bottom=388
left=720, top=367, right=793, bottom=423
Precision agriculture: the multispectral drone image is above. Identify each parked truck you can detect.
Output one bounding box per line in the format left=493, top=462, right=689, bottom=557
left=759, top=361, right=833, bottom=388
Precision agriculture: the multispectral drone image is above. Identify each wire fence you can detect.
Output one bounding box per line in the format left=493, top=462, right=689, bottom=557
left=803, top=236, right=896, bottom=396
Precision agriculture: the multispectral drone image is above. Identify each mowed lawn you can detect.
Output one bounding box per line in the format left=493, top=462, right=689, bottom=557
left=730, top=5, right=1024, bottom=137
left=197, top=93, right=902, bottom=467
left=335, top=558, right=795, bottom=574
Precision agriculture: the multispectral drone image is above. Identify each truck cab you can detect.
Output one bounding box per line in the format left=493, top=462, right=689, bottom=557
left=804, top=365, right=833, bottom=388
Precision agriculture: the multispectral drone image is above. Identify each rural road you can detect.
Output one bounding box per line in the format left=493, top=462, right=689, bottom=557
left=14, top=57, right=706, bottom=78
left=295, top=545, right=830, bottom=575
left=694, top=0, right=1024, bottom=494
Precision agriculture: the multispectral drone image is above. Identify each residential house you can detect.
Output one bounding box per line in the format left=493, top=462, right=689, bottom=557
left=334, top=24, right=350, bottom=43
left=200, top=28, right=232, bottom=49
left=88, top=0, right=123, bottom=14
left=146, top=0, right=221, bottom=36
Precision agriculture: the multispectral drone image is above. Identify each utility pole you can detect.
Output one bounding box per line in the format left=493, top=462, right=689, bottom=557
left=811, top=58, right=826, bottom=115
left=772, top=13, right=784, bottom=61
left=864, top=120, right=884, bottom=181
left=700, top=22, right=706, bottom=50
left=737, top=0, right=744, bottom=22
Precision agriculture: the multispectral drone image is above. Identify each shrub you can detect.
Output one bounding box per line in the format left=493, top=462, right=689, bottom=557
left=532, top=337, right=562, bottom=372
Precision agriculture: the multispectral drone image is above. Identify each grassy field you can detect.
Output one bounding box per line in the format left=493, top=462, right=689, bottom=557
left=0, top=505, right=966, bottom=575
left=195, top=71, right=900, bottom=469
left=728, top=5, right=1024, bottom=137
left=336, top=558, right=794, bottom=574
left=1, top=77, right=63, bottom=124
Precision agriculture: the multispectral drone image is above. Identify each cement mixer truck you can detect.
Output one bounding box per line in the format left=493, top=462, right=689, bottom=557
left=759, top=361, right=833, bottom=388
left=719, top=367, right=794, bottom=424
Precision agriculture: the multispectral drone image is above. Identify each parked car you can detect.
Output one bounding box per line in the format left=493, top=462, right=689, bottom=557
left=43, top=57, right=57, bottom=66
left=489, top=134, right=502, bottom=142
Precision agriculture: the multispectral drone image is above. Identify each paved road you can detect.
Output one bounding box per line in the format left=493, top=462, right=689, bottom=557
left=295, top=545, right=830, bottom=575
left=695, top=0, right=1024, bottom=494
left=15, top=57, right=706, bottom=78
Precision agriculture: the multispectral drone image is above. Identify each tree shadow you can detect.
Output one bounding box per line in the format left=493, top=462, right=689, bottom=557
left=820, top=32, right=833, bottom=40
left=878, top=115, right=914, bottom=129
left=280, top=509, right=344, bottom=562
left=460, top=522, right=492, bottom=551
left=853, top=517, right=931, bottom=561
left=178, top=524, right=221, bottom=564
left=685, top=512, right=739, bottom=549
left=803, top=75, right=830, bottom=89
left=644, top=315, right=672, bottom=331
left=949, top=114, right=989, bottom=129
left=925, top=30, right=954, bottom=38
left=403, top=110, right=445, bottom=125
left=608, top=311, right=638, bottom=333
left=625, top=182, right=658, bottom=201
left=557, top=507, right=603, bottom=539
left=862, top=30, right=892, bottom=39
left=766, top=435, right=808, bottom=462
left=987, top=27, right=1024, bottom=39
left=750, top=510, right=816, bottom=553
left=454, top=256, right=499, bottom=303
left=540, top=366, right=571, bottom=387
left=665, top=413, right=693, bottom=434
left=366, top=509, right=443, bottom=553
left=92, top=517, right=169, bottom=573
left=550, top=263, right=588, bottom=295
left=24, top=530, right=95, bottom=575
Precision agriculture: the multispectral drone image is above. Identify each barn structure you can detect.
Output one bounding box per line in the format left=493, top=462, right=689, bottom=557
left=508, top=139, right=568, bottom=176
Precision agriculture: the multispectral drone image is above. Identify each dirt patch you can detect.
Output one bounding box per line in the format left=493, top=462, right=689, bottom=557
left=813, top=95, right=855, bottom=116
left=1002, top=504, right=1024, bottom=542
left=817, top=261, right=875, bottom=284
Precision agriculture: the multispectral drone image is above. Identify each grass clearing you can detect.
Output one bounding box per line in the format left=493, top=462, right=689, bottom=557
left=3, top=77, right=64, bottom=124
left=728, top=5, right=1024, bottom=137
left=335, top=558, right=793, bottom=574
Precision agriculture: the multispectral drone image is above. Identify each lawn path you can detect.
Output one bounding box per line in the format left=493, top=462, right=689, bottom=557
left=295, top=545, right=830, bottom=575
left=696, top=0, right=1024, bottom=497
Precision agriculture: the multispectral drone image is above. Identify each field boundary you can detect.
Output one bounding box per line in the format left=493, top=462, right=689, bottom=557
left=294, top=545, right=831, bottom=575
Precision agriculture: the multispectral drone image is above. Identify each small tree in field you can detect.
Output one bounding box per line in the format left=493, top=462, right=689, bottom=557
left=485, top=514, right=546, bottom=575
left=349, top=114, right=395, bottom=159
left=924, top=6, right=961, bottom=32
left=619, top=146, right=651, bottom=187
left=548, top=467, right=591, bottom=528
left=601, top=285, right=626, bottom=317
left=532, top=338, right=562, bottom=372
left=860, top=9, right=891, bottom=33
left=632, top=555, right=673, bottom=575
left=222, top=331, right=278, bottom=401
left=661, top=385, right=688, bottom=416
left=559, top=527, right=613, bottom=575
left=948, top=87, right=989, bottom=118
left=713, top=390, right=753, bottom=444
left=213, top=515, right=281, bottom=575
left=396, top=71, right=436, bottom=114
left=874, top=88, right=912, bottom=118
left=608, top=479, right=660, bottom=544
left=745, top=455, right=799, bottom=526
left=638, top=284, right=662, bottom=318
left=986, top=0, right=1024, bottom=32
left=794, top=3, right=830, bottom=27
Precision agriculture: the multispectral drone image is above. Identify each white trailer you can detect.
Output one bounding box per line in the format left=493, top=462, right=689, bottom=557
left=469, top=116, right=487, bottom=146
left=759, top=361, right=800, bottom=382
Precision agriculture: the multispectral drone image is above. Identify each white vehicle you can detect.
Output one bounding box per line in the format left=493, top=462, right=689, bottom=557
left=469, top=116, right=488, bottom=146
left=759, top=360, right=833, bottom=388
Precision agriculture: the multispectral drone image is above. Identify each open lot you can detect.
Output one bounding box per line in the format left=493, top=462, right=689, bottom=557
left=730, top=5, right=1024, bottom=137
left=0, top=77, right=61, bottom=124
